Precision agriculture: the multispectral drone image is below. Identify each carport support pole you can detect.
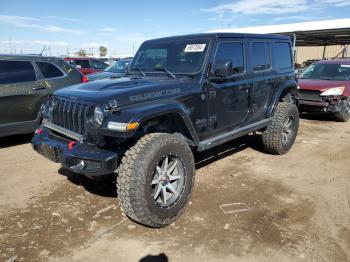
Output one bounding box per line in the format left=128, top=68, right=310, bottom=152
left=293, top=34, right=297, bottom=63
left=322, top=44, right=327, bottom=59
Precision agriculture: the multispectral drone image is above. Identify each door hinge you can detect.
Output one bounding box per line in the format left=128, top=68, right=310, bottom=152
left=207, top=90, right=216, bottom=99
left=209, top=115, right=217, bottom=129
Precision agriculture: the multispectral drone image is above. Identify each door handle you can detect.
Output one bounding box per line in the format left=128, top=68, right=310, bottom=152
left=32, top=85, right=47, bottom=90
left=239, top=85, right=249, bottom=91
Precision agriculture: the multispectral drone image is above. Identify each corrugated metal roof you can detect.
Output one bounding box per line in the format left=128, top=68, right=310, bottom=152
left=209, top=19, right=350, bottom=46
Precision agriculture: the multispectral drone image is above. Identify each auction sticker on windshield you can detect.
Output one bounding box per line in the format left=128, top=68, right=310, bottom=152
left=184, top=44, right=206, bottom=52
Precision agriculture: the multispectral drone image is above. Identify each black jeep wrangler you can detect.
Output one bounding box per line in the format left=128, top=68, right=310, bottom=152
left=32, top=33, right=299, bottom=227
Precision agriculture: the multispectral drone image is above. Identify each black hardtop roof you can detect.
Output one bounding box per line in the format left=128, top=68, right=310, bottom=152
left=145, top=32, right=291, bottom=43
left=0, top=54, right=64, bottom=61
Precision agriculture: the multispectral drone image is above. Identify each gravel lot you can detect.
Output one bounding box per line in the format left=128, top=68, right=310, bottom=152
left=0, top=116, right=349, bottom=262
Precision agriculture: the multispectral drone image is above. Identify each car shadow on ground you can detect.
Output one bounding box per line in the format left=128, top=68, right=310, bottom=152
left=58, top=133, right=266, bottom=199
left=300, top=112, right=335, bottom=122
left=0, top=133, right=33, bottom=149
left=139, top=253, right=168, bottom=262
left=58, top=167, right=118, bottom=198
left=194, top=134, right=265, bottom=169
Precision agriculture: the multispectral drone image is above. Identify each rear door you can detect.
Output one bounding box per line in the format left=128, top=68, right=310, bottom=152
left=248, top=40, right=275, bottom=122
left=206, top=39, right=250, bottom=135
left=0, top=60, right=46, bottom=125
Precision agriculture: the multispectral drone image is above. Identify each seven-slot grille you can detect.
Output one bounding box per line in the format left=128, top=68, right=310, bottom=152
left=51, top=97, right=90, bottom=135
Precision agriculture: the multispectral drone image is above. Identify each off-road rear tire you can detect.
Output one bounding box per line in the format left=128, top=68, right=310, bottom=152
left=262, top=102, right=299, bottom=155
left=335, top=98, right=350, bottom=122
left=117, top=133, right=195, bottom=228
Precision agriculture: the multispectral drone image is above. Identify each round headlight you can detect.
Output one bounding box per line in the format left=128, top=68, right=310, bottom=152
left=93, top=106, right=104, bottom=127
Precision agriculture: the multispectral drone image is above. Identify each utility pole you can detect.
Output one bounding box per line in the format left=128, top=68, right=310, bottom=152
left=8, top=35, right=13, bottom=54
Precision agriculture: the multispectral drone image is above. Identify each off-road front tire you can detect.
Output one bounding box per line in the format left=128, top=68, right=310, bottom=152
left=117, top=133, right=195, bottom=228
left=335, top=98, right=350, bottom=122
left=262, top=102, right=299, bottom=155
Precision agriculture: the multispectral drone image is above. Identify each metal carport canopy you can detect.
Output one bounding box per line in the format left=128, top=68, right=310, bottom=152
left=209, top=19, right=350, bottom=46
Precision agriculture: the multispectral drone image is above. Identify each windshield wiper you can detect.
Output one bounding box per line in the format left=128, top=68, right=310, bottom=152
left=129, top=68, right=146, bottom=77
left=153, top=68, right=176, bottom=79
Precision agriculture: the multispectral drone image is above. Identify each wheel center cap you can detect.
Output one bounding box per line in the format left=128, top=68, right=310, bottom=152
left=159, top=174, right=169, bottom=185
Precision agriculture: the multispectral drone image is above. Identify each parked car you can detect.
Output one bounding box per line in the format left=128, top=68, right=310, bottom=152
left=298, top=59, right=350, bottom=122
left=0, top=55, right=85, bottom=138
left=32, top=33, right=298, bottom=228
left=87, top=58, right=132, bottom=81
left=64, top=57, right=108, bottom=75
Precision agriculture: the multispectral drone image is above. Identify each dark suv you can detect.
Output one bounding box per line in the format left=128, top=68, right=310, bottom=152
left=0, top=55, right=84, bottom=137
left=32, top=33, right=299, bottom=228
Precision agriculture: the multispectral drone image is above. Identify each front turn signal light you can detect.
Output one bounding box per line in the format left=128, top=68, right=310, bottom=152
left=126, top=122, right=139, bottom=130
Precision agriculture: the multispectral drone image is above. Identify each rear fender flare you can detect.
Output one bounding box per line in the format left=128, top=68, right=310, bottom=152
left=267, top=80, right=298, bottom=118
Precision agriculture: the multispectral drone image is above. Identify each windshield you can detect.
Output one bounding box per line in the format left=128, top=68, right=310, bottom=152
left=105, top=60, right=131, bottom=73
left=130, top=38, right=210, bottom=74
left=301, top=63, right=350, bottom=81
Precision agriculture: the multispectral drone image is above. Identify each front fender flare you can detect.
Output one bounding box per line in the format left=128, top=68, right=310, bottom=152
left=106, top=99, right=199, bottom=145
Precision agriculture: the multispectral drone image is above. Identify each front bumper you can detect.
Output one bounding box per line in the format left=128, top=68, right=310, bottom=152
left=32, top=127, right=118, bottom=176
left=298, top=95, right=343, bottom=113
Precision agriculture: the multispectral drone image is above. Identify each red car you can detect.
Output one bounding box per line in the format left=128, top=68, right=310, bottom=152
left=298, top=59, right=350, bottom=122
left=64, top=57, right=108, bottom=75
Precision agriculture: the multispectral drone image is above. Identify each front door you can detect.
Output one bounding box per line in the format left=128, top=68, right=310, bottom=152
left=206, top=40, right=250, bottom=136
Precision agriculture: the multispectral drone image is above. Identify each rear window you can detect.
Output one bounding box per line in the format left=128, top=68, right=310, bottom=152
left=75, top=60, right=90, bottom=68
left=273, top=42, right=293, bottom=69
left=0, top=60, right=36, bottom=84
left=36, top=62, right=64, bottom=78
left=252, top=42, right=271, bottom=71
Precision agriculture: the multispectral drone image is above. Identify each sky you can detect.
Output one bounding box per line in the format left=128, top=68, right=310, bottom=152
left=0, top=0, right=350, bottom=57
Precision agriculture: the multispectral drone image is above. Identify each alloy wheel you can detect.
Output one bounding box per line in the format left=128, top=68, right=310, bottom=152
left=151, top=155, right=186, bottom=208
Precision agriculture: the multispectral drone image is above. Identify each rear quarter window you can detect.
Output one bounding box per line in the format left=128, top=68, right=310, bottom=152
left=36, top=62, right=64, bottom=79
left=272, top=42, right=293, bottom=69
left=0, top=60, right=36, bottom=84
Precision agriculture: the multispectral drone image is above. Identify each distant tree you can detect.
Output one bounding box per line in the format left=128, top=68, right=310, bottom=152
left=75, top=49, right=87, bottom=56
left=99, top=46, right=107, bottom=57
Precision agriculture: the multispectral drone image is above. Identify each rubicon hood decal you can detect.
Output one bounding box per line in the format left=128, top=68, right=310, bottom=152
left=129, top=88, right=181, bottom=102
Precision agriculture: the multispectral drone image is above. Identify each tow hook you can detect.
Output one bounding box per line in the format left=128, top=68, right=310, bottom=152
left=35, top=128, right=43, bottom=135
left=68, top=141, right=76, bottom=151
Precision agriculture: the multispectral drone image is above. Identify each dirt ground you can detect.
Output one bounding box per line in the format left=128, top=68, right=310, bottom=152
left=0, top=115, right=349, bottom=262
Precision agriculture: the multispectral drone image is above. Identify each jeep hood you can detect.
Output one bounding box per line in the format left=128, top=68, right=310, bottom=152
left=87, top=71, right=126, bottom=81
left=54, top=77, right=191, bottom=106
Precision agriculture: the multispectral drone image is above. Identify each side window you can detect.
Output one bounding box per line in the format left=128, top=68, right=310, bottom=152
left=36, top=62, right=64, bottom=79
left=252, top=42, right=271, bottom=71
left=273, top=42, right=293, bottom=69
left=0, top=60, right=36, bottom=84
left=75, top=60, right=90, bottom=68
left=90, top=60, right=108, bottom=70
left=215, top=42, right=245, bottom=75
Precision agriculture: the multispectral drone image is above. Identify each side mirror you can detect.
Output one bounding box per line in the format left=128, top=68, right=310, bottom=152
left=214, top=60, right=232, bottom=78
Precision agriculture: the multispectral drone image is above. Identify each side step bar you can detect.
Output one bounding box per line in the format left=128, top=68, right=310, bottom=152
left=197, top=118, right=271, bottom=151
